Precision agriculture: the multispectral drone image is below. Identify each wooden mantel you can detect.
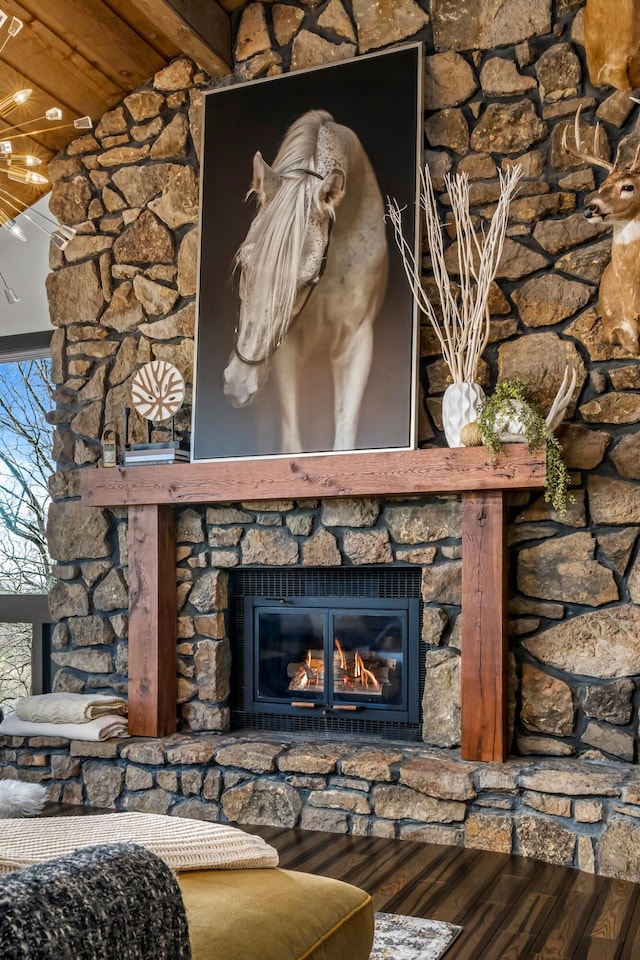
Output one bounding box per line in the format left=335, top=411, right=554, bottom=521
left=80, top=446, right=546, bottom=761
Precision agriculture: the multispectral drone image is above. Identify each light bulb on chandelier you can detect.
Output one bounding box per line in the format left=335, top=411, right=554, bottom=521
left=0, top=267, right=19, bottom=304
left=0, top=14, right=21, bottom=56
left=3, top=217, right=25, bottom=241
left=0, top=11, right=93, bottom=302
left=0, top=187, right=77, bottom=251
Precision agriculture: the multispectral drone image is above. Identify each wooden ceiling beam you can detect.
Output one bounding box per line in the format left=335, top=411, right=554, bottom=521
left=102, top=0, right=181, bottom=61
left=18, top=0, right=168, bottom=91
left=128, top=0, right=232, bottom=78
left=217, top=0, right=246, bottom=11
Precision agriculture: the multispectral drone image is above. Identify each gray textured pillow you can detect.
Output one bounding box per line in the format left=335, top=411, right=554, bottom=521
left=0, top=843, right=192, bottom=959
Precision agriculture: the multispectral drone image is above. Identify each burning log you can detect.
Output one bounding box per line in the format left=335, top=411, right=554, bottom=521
left=288, top=639, right=393, bottom=696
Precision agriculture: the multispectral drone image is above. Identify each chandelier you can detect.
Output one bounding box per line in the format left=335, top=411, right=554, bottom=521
left=0, top=11, right=92, bottom=303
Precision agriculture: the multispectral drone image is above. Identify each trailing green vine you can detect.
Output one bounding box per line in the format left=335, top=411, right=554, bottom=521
left=477, top=379, right=574, bottom=515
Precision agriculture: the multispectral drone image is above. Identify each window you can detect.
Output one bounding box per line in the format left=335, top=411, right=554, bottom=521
left=0, top=333, right=53, bottom=713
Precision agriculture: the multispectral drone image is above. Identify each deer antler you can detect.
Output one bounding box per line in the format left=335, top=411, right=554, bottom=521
left=627, top=98, right=640, bottom=173
left=546, top=366, right=577, bottom=433
left=562, top=105, right=614, bottom=173
left=629, top=141, right=640, bottom=174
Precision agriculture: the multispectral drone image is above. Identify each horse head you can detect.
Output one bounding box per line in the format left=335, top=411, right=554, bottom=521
left=223, top=148, right=346, bottom=408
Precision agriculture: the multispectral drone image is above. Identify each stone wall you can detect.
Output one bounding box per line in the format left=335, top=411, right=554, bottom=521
left=4, top=0, right=640, bottom=873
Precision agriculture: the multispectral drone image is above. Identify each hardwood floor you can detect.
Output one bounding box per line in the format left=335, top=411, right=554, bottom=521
left=43, top=805, right=640, bottom=958
left=249, top=825, right=640, bottom=960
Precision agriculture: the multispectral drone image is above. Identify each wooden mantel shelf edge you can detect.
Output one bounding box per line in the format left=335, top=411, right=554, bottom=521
left=78, top=445, right=546, bottom=763
left=80, top=445, right=546, bottom=506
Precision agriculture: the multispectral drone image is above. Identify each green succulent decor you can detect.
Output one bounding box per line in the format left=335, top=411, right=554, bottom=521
left=477, top=378, right=574, bottom=516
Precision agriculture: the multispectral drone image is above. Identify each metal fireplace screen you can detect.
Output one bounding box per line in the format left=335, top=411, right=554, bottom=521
left=230, top=569, right=423, bottom=740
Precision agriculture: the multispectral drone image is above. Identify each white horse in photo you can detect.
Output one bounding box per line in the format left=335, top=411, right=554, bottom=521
left=223, top=109, right=388, bottom=453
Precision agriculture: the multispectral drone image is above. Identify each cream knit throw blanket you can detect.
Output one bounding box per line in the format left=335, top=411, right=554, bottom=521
left=0, top=812, right=279, bottom=875
left=0, top=712, right=128, bottom=741
left=15, top=693, right=127, bottom=723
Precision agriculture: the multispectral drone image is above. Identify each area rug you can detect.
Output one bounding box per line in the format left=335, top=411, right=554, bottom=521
left=370, top=912, right=462, bottom=960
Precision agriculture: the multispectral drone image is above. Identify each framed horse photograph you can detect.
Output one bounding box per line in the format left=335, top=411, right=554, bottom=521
left=192, top=43, right=423, bottom=462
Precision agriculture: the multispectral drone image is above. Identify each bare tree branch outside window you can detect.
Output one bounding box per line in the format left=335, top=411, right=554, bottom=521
left=0, top=358, right=53, bottom=712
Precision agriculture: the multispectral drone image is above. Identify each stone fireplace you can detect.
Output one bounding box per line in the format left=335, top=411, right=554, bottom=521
left=4, top=0, right=640, bottom=882
left=38, top=11, right=640, bottom=768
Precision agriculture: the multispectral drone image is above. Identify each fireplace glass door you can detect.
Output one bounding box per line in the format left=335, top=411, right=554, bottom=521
left=246, top=597, right=418, bottom=722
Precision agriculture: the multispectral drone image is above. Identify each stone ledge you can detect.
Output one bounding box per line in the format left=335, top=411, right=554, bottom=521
left=2, top=731, right=640, bottom=881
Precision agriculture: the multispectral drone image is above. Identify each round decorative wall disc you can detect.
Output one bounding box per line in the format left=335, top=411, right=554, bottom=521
left=131, top=360, right=185, bottom=422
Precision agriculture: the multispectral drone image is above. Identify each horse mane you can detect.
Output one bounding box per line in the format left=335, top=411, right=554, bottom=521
left=271, top=109, right=333, bottom=175
left=237, top=110, right=335, bottom=351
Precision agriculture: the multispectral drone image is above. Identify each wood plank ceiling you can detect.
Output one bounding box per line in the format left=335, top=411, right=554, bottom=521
left=0, top=0, right=234, bottom=214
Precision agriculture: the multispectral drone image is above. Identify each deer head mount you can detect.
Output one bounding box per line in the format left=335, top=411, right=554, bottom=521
left=562, top=106, right=640, bottom=356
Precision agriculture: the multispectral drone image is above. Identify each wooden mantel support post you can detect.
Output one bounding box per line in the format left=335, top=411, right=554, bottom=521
left=127, top=504, right=177, bottom=737
left=80, top=447, right=545, bottom=758
left=461, top=491, right=508, bottom=762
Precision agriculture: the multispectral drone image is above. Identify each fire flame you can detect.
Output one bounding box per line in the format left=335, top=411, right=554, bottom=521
left=294, top=644, right=381, bottom=694
left=354, top=651, right=380, bottom=690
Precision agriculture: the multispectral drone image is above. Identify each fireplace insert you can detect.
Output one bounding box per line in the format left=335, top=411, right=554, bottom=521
left=230, top=569, right=422, bottom=739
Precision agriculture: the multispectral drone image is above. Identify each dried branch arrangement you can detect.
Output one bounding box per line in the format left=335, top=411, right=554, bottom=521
left=387, top=164, right=523, bottom=383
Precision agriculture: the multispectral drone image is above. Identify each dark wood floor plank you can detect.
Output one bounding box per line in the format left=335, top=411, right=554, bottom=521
left=417, top=846, right=480, bottom=891
left=481, top=872, right=533, bottom=907
left=480, top=928, right=537, bottom=960
left=382, top=878, right=452, bottom=919
left=313, top=851, right=371, bottom=881
left=571, top=871, right=608, bottom=895
left=376, top=850, right=468, bottom=917
left=363, top=842, right=462, bottom=913
left=526, top=860, right=580, bottom=897
left=617, top=887, right=640, bottom=960
left=502, top=855, right=547, bottom=879
left=500, top=891, right=558, bottom=938
left=388, top=850, right=485, bottom=919
left=262, top=828, right=324, bottom=863
left=249, top=824, right=281, bottom=843
left=427, top=852, right=510, bottom=923
left=573, top=937, right=621, bottom=960
left=42, top=802, right=112, bottom=816
left=251, top=824, right=375, bottom=870
left=445, top=900, right=514, bottom=960
left=335, top=837, right=440, bottom=901
left=531, top=888, right=605, bottom=959
left=587, top=878, right=640, bottom=942
left=274, top=829, right=366, bottom=874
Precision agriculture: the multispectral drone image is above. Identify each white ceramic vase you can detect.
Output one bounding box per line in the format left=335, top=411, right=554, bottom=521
left=442, top=382, right=485, bottom=448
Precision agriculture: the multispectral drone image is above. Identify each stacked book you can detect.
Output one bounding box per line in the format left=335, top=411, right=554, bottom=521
left=123, top=441, right=190, bottom=467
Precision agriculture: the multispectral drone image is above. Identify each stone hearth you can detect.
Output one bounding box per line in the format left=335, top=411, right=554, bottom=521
left=3, top=729, right=640, bottom=881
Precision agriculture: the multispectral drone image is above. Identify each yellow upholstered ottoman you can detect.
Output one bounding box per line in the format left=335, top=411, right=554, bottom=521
left=178, top=866, right=374, bottom=960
